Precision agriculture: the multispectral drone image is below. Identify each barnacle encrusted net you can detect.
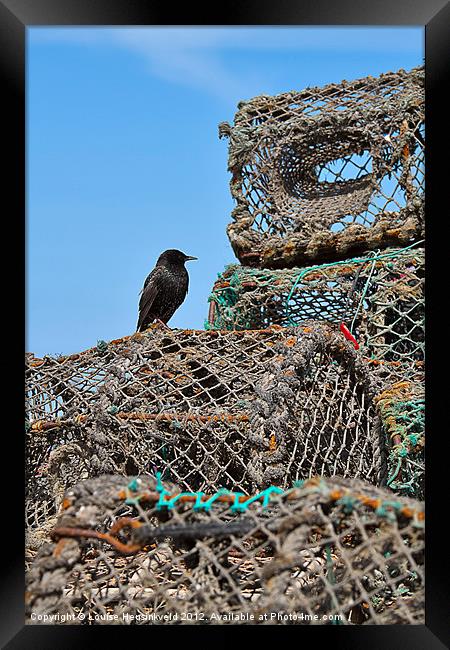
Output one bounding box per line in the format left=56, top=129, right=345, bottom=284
left=25, top=474, right=424, bottom=625
left=219, top=67, right=424, bottom=268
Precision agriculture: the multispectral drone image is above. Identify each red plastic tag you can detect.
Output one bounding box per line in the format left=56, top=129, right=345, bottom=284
left=340, top=323, right=359, bottom=350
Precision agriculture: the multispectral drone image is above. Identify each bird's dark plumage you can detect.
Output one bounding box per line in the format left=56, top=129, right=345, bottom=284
left=137, top=249, right=197, bottom=332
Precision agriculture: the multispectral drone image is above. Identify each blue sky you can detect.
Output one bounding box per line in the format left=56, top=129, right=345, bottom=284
left=27, top=26, right=424, bottom=357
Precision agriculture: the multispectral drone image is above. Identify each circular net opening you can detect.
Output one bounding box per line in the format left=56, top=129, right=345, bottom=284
left=277, top=128, right=374, bottom=200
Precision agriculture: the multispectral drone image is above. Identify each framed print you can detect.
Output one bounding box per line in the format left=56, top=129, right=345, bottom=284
left=1, top=0, right=448, bottom=646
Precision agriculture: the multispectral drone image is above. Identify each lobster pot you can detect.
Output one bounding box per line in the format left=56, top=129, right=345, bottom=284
left=220, top=67, right=424, bottom=268
left=26, top=474, right=424, bottom=626
left=207, top=246, right=424, bottom=384
left=26, top=324, right=389, bottom=549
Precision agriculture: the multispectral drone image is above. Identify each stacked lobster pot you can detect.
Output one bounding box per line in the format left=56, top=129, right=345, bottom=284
left=25, top=67, right=425, bottom=626
left=208, top=66, right=425, bottom=500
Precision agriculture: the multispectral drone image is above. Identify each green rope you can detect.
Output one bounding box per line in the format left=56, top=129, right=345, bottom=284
left=325, top=545, right=336, bottom=585
left=382, top=395, right=424, bottom=495
left=97, top=339, right=108, bottom=353
left=387, top=457, right=403, bottom=487
left=207, top=239, right=424, bottom=330
left=284, top=239, right=424, bottom=326
left=349, top=251, right=379, bottom=334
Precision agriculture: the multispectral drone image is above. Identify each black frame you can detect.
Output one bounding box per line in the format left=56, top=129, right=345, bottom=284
left=2, top=0, right=449, bottom=646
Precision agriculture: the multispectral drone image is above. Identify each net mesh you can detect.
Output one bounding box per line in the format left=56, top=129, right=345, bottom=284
left=25, top=65, right=425, bottom=625
left=219, top=67, right=424, bottom=268
left=25, top=474, right=424, bottom=625
left=26, top=323, right=393, bottom=550
left=207, top=245, right=424, bottom=385
left=375, top=381, right=424, bottom=500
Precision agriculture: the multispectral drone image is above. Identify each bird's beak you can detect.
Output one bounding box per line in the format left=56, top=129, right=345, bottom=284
left=185, top=255, right=198, bottom=261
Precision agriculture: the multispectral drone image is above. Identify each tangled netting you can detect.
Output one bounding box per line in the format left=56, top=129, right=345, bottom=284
left=219, top=67, right=424, bottom=268
left=25, top=474, right=424, bottom=625
left=375, top=381, right=424, bottom=500
left=26, top=323, right=396, bottom=549
left=207, top=245, right=424, bottom=384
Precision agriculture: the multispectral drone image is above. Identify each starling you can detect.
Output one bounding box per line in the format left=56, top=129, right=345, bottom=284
left=137, top=249, right=197, bottom=331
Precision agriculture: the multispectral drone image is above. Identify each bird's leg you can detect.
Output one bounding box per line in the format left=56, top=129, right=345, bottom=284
left=154, top=319, right=171, bottom=330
